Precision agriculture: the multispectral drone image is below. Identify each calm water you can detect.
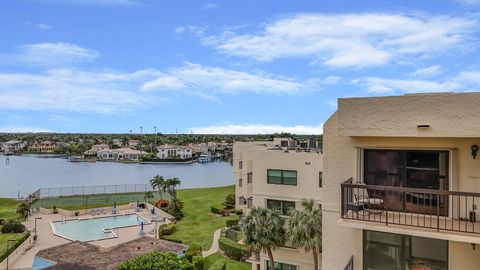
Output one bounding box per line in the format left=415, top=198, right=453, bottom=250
left=0, top=155, right=234, bottom=198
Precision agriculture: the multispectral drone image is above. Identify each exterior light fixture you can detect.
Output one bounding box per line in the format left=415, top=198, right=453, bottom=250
left=471, top=145, right=479, bottom=159
left=417, top=124, right=430, bottom=128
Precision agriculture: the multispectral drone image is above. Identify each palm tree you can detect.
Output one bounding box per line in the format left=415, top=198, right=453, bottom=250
left=144, top=191, right=154, bottom=203
left=165, top=177, right=181, bottom=199
left=16, top=201, right=31, bottom=221
left=149, top=175, right=166, bottom=199
left=240, top=207, right=285, bottom=269
left=287, top=199, right=322, bottom=270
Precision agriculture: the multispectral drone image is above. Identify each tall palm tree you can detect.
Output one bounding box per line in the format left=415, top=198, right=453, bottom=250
left=144, top=191, right=154, bottom=203
left=287, top=199, right=322, bottom=270
left=149, top=175, right=165, bottom=199
left=165, top=177, right=181, bottom=199
left=240, top=207, right=285, bottom=269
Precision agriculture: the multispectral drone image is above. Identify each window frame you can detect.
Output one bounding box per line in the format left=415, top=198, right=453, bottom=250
left=267, top=169, right=297, bottom=186
left=266, top=199, right=296, bottom=216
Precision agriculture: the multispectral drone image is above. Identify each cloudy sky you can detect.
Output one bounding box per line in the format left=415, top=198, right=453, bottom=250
left=0, top=0, right=479, bottom=134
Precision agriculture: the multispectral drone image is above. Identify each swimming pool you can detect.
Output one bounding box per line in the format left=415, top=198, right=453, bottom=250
left=51, top=214, right=148, bottom=242
left=32, top=256, right=55, bottom=270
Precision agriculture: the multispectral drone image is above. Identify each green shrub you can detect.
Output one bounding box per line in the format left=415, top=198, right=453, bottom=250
left=235, top=209, right=243, bottom=215
left=225, top=219, right=238, bottom=228
left=210, top=205, right=224, bottom=214
left=185, top=243, right=202, bottom=261
left=192, top=255, right=204, bottom=270
left=162, top=238, right=183, bottom=243
left=159, top=223, right=176, bottom=236
left=225, top=228, right=240, bottom=242
left=207, top=259, right=226, bottom=270
left=119, top=252, right=193, bottom=270
left=1, top=221, right=26, bottom=233
left=218, top=236, right=249, bottom=261
left=224, top=194, right=235, bottom=209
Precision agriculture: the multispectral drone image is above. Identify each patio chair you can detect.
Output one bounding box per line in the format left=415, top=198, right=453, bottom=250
left=352, top=182, right=384, bottom=214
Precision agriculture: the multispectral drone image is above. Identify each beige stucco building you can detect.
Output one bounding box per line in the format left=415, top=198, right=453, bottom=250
left=233, top=138, right=323, bottom=270
left=322, top=92, right=480, bottom=270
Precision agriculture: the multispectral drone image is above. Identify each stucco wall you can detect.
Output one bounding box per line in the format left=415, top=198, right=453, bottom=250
left=322, top=112, right=363, bottom=269
left=338, top=92, right=480, bottom=137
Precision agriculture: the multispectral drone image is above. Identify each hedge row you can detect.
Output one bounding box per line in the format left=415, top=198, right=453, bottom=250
left=218, top=236, right=249, bottom=261
left=0, top=232, right=31, bottom=263
left=207, top=259, right=226, bottom=270
left=225, top=219, right=238, bottom=228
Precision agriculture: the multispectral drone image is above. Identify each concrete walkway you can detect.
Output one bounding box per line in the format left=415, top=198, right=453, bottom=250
left=202, top=228, right=222, bottom=257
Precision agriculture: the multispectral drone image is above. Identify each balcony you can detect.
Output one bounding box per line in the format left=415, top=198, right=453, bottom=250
left=340, top=178, right=480, bottom=241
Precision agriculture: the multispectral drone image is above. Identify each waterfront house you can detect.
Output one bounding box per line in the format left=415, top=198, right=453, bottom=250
left=97, top=147, right=146, bottom=160
left=1, top=140, right=27, bottom=153
left=29, top=141, right=56, bottom=153
left=84, top=144, right=110, bottom=156
left=322, top=92, right=480, bottom=270
left=234, top=140, right=323, bottom=270
left=156, top=145, right=192, bottom=159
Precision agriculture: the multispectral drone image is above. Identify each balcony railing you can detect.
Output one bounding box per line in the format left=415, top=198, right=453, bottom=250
left=341, top=178, right=480, bottom=235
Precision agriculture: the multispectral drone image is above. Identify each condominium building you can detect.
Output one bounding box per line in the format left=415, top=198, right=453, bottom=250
left=322, top=93, right=480, bottom=270
left=233, top=139, right=323, bottom=270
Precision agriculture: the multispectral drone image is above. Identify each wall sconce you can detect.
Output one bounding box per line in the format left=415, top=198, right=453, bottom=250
left=305, top=161, right=311, bottom=165
left=472, top=145, right=479, bottom=159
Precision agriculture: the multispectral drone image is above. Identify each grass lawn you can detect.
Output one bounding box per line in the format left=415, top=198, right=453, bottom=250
left=163, top=185, right=239, bottom=250
left=31, top=191, right=169, bottom=210
left=0, top=198, right=21, bottom=221
left=204, top=252, right=251, bottom=270
left=0, top=198, right=26, bottom=260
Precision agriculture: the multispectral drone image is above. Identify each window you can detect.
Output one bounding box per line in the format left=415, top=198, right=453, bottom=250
left=239, top=178, right=242, bottom=187
left=267, top=170, right=297, bottom=186
left=247, top=172, right=253, bottom=183
left=239, top=196, right=247, bottom=205
left=280, top=140, right=289, bottom=147
left=266, top=199, right=295, bottom=216
left=319, top=172, right=323, bottom=187
left=266, top=261, right=297, bottom=270
left=239, top=161, right=243, bottom=169
left=364, top=231, right=448, bottom=270
left=247, top=197, right=253, bottom=209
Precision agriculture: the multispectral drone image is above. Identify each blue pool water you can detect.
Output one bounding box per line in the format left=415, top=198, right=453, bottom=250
left=52, top=214, right=147, bottom=241
left=32, top=256, right=55, bottom=270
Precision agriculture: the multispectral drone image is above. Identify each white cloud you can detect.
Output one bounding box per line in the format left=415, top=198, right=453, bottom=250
left=353, top=70, right=480, bottom=94
left=1, top=42, right=99, bottom=67
left=202, top=3, right=217, bottom=10
left=201, top=13, right=476, bottom=68
left=35, top=23, right=52, bottom=30
left=0, top=126, right=54, bottom=133
left=0, top=68, right=161, bottom=114
left=411, top=65, right=443, bottom=78
left=141, top=62, right=322, bottom=95
left=188, top=123, right=324, bottom=134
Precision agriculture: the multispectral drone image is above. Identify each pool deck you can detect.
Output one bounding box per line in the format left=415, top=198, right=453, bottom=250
left=10, top=207, right=167, bottom=269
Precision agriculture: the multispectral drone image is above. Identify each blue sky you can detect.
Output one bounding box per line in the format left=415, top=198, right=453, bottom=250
left=0, top=0, right=480, bottom=134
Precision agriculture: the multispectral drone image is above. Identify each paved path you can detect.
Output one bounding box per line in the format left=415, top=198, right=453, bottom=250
left=202, top=228, right=222, bottom=257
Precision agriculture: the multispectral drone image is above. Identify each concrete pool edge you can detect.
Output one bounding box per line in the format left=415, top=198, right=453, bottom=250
left=50, top=213, right=151, bottom=242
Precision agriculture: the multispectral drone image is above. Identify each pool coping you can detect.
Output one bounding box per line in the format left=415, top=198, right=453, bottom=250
left=50, top=213, right=151, bottom=242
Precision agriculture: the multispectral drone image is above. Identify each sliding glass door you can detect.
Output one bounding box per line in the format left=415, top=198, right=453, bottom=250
left=364, top=150, right=449, bottom=214
left=364, top=231, right=448, bottom=270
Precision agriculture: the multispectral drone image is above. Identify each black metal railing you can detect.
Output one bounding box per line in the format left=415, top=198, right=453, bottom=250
left=343, top=255, right=353, bottom=270
left=341, top=178, right=480, bottom=235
